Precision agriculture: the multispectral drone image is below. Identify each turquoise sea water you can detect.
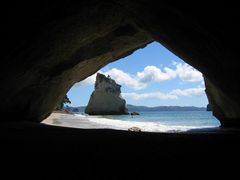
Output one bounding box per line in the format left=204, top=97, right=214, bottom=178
left=103, top=111, right=220, bottom=128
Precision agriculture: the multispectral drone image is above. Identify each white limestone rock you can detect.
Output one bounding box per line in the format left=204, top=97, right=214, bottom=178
left=85, top=73, right=128, bottom=115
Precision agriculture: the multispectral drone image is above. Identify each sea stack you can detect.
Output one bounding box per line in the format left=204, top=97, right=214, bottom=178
left=85, top=73, right=128, bottom=115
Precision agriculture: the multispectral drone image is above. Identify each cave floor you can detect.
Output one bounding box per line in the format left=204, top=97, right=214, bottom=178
left=1, top=122, right=240, bottom=179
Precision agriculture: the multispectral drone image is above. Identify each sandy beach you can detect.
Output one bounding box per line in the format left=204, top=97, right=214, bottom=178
left=42, top=112, right=143, bottom=131
left=42, top=111, right=116, bottom=129
left=41, top=111, right=220, bottom=133
left=42, top=112, right=65, bottom=124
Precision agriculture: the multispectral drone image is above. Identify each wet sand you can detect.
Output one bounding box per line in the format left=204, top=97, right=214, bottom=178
left=42, top=112, right=113, bottom=129
left=42, top=112, right=64, bottom=124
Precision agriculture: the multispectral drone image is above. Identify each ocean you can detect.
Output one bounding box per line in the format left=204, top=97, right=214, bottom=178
left=53, top=111, right=220, bottom=133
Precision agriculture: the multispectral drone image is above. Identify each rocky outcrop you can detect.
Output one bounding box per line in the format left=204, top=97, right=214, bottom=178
left=207, top=104, right=212, bottom=111
left=130, top=112, right=140, bottom=115
left=128, top=127, right=142, bottom=132
left=85, top=73, right=128, bottom=115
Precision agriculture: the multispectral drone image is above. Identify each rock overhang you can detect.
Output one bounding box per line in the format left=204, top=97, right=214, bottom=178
left=1, top=1, right=240, bottom=127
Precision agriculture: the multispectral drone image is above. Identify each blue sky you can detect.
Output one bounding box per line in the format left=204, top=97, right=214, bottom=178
left=67, top=42, right=208, bottom=107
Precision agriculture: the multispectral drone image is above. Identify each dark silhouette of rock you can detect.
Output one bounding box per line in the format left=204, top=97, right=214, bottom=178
left=1, top=1, right=240, bottom=127
left=207, top=104, right=212, bottom=111
left=130, top=112, right=140, bottom=115
left=85, top=73, right=128, bottom=115
left=1, top=2, right=240, bottom=179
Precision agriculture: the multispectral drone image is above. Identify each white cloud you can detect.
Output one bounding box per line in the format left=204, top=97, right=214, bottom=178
left=74, top=72, right=99, bottom=87
left=73, top=62, right=203, bottom=89
left=122, top=92, right=177, bottom=100
left=122, top=87, right=205, bottom=100
left=135, top=63, right=203, bottom=85
left=175, top=63, right=203, bottom=82
left=74, top=68, right=145, bottom=89
left=103, top=68, right=146, bottom=90
left=137, top=65, right=176, bottom=83
left=170, top=87, right=205, bottom=96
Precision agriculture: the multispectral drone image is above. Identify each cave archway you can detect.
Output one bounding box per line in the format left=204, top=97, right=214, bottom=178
left=1, top=1, right=240, bottom=127
left=54, top=41, right=220, bottom=132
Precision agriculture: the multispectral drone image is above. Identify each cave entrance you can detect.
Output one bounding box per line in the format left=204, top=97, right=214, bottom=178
left=42, top=42, right=220, bottom=132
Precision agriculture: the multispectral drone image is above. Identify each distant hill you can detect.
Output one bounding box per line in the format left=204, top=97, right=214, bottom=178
left=65, top=104, right=206, bottom=113
left=127, top=104, right=206, bottom=112
left=65, top=105, right=86, bottom=113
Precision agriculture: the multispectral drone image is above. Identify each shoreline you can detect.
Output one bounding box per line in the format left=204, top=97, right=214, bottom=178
left=42, top=112, right=114, bottom=130
left=42, top=111, right=220, bottom=133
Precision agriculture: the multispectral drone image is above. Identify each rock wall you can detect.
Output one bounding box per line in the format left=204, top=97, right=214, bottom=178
left=206, top=104, right=212, bottom=111
left=1, top=1, right=240, bottom=127
left=85, top=73, right=128, bottom=115
left=0, top=1, right=151, bottom=122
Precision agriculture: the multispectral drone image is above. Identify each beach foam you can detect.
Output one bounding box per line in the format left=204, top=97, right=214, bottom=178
left=43, top=112, right=217, bottom=132
left=73, top=114, right=214, bottom=132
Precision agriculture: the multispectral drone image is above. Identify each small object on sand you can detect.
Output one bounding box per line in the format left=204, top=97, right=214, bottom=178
left=128, top=127, right=141, bottom=132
